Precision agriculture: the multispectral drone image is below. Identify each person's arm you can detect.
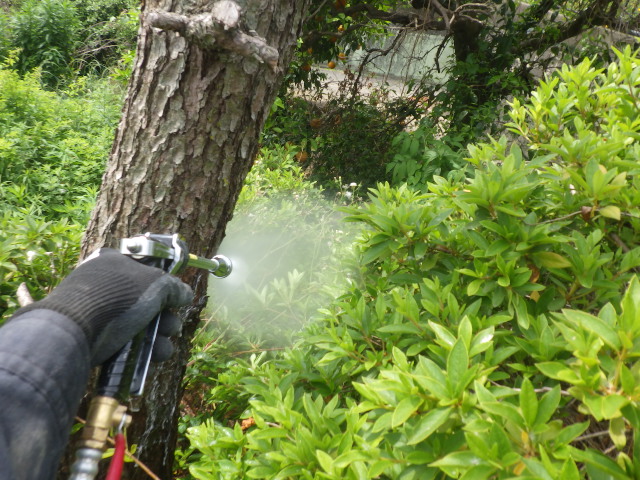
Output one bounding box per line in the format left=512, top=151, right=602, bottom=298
left=0, top=249, right=192, bottom=480
left=0, top=309, right=90, bottom=480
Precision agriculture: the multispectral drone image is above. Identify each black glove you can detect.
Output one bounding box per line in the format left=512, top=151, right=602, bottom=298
left=12, top=248, right=193, bottom=365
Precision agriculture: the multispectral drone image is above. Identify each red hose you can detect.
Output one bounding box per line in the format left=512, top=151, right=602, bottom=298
left=105, top=433, right=126, bottom=480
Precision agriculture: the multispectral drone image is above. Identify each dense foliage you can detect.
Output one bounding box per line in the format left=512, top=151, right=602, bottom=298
left=0, top=64, right=123, bottom=317
left=270, top=0, right=638, bottom=189
left=180, top=47, right=640, bottom=479
left=1, top=1, right=639, bottom=478
left=0, top=0, right=137, bottom=86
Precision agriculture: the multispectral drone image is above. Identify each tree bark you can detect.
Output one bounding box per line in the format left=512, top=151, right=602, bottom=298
left=66, top=0, right=310, bottom=478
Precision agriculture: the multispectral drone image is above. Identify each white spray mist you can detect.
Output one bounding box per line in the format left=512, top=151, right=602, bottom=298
left=205, top=193, right=356, bottom=345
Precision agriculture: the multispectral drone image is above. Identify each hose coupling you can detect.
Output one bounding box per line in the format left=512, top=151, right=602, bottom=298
left=80, top=396, right=131, bottom=451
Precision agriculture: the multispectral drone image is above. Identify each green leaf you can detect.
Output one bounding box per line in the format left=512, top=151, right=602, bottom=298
left=429, top=321, right=456, bottom=348
left=495, top=205, right=526, bottom=217
left=519, top=378, right=538, bottom=428
left=620, top=276, right=640, bottom=333
left=561, top=309, right=621, bottom=351
left=316, top=450, right=334, bottom=473
left=458, top=465, right=496, bottom=480
left=621, top=404, right=640, bottom=430
left=555, top=421, right=589, bottom=445
left=583, top=394, right=629, bottom=420
left=534, top=385, right=561, bottom=426
left=246, top=466, right=275, bottom=478
left=467, top=278, right=483, bottom=296
left=430, top=451, right=488, bottom=468
left=609, top=417, right=626, bottom=449
left=251, top=428, right=289, bottom=440
left=486, top=239, right=510, bottom=256
left=459, top=316, right=473, bottom=349
left=407, top=407, right=452, bottom=445
left=378, top=323, right=422, bottom=335
left=392, top=345, right=409, bottom=370
left=480, top=401, right=524, bottom=428
left=368, top=460, right=394, bottom=477
left=447, top=339, right=469, bottom=395
left=362, top=241, right=391, bottom=264
left=532, top=251, right=572, bottom=269
left=522, top=457, right=555, bottom=480
left=334, top=450, right=369, bottom=468
left=469, top=327, right=494, bottom=357
left=568, top=447, right=628, bottom=479
left=599, top=205, right=621, bottom=220
left=512, top=295, right=530, bottom=329
left=372, top=411, right=393, bottom=433
left=302, top=394, right=322, bottom=426
left=392, top=396, right=422, bottom=428
left=619, top=364, right=635, bottom=395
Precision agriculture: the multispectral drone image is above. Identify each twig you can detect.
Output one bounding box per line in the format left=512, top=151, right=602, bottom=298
left=490, top=381, right=571, bottom=396
left=230, top=347, right=285, bottom=357
left=430, top=0, right=451, bottom=30
left=525, top=210, right=582, bottom=225
left=574, top=429, right=610, bottom=442
left=352, top=29, right=406, bottom=97
left=306, top=0, right=330, bottom=23
left=453, top=2, right=493, bottom=15
left=609, top=233, right=631, bottom=253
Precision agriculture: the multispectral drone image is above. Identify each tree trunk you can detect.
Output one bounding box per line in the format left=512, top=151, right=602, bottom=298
left=67, top=1, right=309, bottom=478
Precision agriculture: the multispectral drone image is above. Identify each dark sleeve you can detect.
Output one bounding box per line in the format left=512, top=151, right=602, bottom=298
left=0, top=309, right=91, bottom=480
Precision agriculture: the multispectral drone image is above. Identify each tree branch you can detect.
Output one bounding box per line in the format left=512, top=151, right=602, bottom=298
left=517, top=0, right=611, bottom=54
left=344, top=3, right=420, bottom=25
left=145, top=1, right=279, bottom=71
left=430, top=0, right=451, bottom=30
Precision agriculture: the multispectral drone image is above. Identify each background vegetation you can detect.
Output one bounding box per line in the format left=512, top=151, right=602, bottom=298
left=0, top=0, right=639, bottom=479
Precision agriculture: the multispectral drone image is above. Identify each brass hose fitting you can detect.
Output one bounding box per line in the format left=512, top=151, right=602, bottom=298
left=80, top=396, right=131, bottom=451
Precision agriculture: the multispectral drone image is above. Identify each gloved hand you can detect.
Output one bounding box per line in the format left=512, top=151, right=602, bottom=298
left=12, top=248, right=193, bottom=365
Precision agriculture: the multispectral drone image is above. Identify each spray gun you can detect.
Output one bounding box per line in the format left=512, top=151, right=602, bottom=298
left=69, top=233, right=232, bottom=480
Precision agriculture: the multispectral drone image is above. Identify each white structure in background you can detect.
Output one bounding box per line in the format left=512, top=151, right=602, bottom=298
left=348, top=30, right=453, bottom=85
left=318, top=29, right=454, bottom=97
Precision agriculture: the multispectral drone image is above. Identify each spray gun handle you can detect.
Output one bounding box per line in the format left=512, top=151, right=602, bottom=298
left=96, top=313, right=160, bottom=400
left=96, top=233, right=233, bottom=402
left=73, top=233, right=232, bottom=480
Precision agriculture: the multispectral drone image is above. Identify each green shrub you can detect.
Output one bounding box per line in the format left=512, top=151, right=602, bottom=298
left=387, top=118, right=468, bottom=189
left=261, top=86, right=424, bottom=190
left=10, top=0, right=80, bottom=87
left=306, top=94, right=403, bottom=188
left=0, top=212, right=82, bottom=316
left=0, top=13, right=11, bottom=60
left=0, top=65, right=122, bottom=219
left=73, top=0, right=138, bottom=75
left=182, top=47, right=640, bottom=479
left=0, top=62, right=123, bottom=319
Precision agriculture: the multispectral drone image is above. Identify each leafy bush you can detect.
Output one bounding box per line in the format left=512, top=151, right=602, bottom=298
left=73, top=0, right=138, bottom=75
left=177, top=145, right=357, bottom=475
left=305, top=93, right=404, bottom=188
left=9, top=0, right=80, bottom=87
left=0, top=65, right=122, bottom=218
left=387, top=119, right=467, bottom=189
left=181, top=47, right=640, bottom=479
left=0, top=213, right=83, bottom=316
left=262, top=82, right=426, bottom=190
left=0, top=13, right=11, bottom=60
left=0, top=62, right=123, bottom=319
left=0, top=0, right=138, bottom=82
